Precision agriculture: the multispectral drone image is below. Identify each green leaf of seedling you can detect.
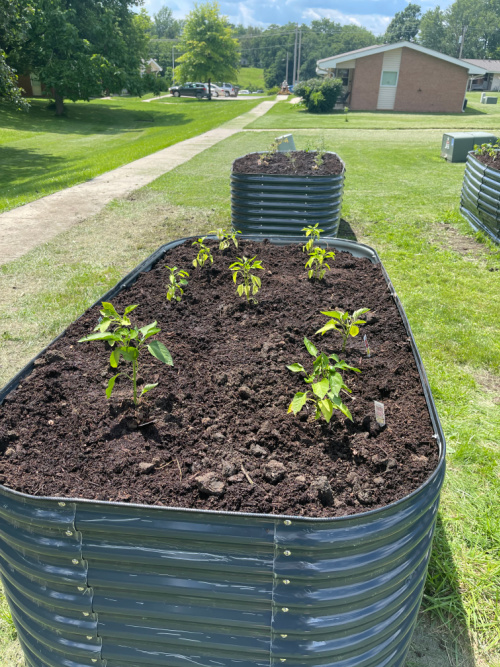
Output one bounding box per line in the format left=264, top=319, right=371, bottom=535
left=287, top=363, right=306, bottom=373
left=109, top=348, right=120, bottom=368
left=288, top=391, right=308, bottom=415
left=147, top=340, right=173, bottom=365
left=318, top=397, right=334, bottom=423
left=349, top=324, right=360, bottom=337
left=101, top=302, right=119, bottom=319
left=139, top=321, right=158, bottom=338
left=252, top=275, right=261, bottom=287
left=120, top=346, right=139, bottom=362
left=106, top=374, right=120, bottom=399
left=95, top=317, right=111, bottom=333
left=308, top=270, right=314, bottom=279
left=140, top=383, right=158, bottom=397
left=329, top=372, right=344, bottom=395
left=129, top=329, right=138, bottom=340
left=304, top=337, right=318, bottom=357
left=124, top=305, right=138, bottom=316
left=237, top=284, right=244, bottom=296
left=330, top=395, right=353, bottom=421
left=312, top=378, right=329, bottom=399
left=321, top=311, right=342, bottom=319
left=352, top=308, right=370, bottom=321
left=341, top=312, right=349, bottom=320
left=142, top=327, right=161, bottom=341
left=315, top=321, right=338, bottom=336
left=78, top=332, right=120, bottom=343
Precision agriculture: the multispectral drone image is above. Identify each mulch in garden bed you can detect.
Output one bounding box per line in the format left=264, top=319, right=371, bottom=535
left=0, top=240, right=438, bottom=517
left=232, top=151, right=344, bottom=176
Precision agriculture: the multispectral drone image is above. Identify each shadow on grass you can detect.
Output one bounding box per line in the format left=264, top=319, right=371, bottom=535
left=0, top=146, right=67, bottom=190
left=412, top=513, right=476, bottom=666
left=337, top=218, right=357, bottom=241
left=0, top=100, right=192, bottom=135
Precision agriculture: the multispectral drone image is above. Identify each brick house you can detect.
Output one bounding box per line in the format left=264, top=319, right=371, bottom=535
left=316, top=42, right=487, bottom=113
left=462, top=60, right=500, bottom=91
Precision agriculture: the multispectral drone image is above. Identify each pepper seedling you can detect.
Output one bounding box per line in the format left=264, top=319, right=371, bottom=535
left=316, top=308, right=370, bottom=353
left=192, top=237, right=213, bottom=269
left=209, top=227, right=241, bottom=251
left=302, top=224, right=323, bottom=253
left=78, top=302, right=173, bottom=406
left=165, top=266, right=189, bottom=302
left=229, top=255, right=264, bottom=303
left=305, top=246, right=336, bottom=280
left=287, top=337, right=359, bottom=422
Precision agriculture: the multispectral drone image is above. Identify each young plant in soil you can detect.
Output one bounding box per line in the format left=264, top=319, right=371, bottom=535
left=78, top=302, right=173, bottom=406
left=229, top=255, right=264, bottom=303
left=165, top=266, right=189, bottom=302
left=192, top=237, right=213, bottom=269
left=314, top=139, right=327, bottom=168
left=302, top=224, right=323, bottom=253
left=316, top=308, right=370, bottom=353
left=305, top=246, right=336, bottom=280
left=209, top=227, right=241, bottom=251
left=473, top=140, right=500, bottom=161
left=287, top=337, right=359, bottom=422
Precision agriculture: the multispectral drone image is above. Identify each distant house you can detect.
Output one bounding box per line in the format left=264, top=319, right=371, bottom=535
left=17, top=74, right=44, bottom=97
left=462, top=60, right=500, bottom=91
left=316, top=41, right=487, bottom=113
left=140, top=59, right=163, bottom=77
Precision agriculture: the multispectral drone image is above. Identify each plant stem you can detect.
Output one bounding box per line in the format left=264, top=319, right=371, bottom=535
left=132, top=359, right=138, bottom=405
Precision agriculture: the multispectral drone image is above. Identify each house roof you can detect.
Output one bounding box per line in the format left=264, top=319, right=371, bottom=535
left=317, top=41, right=488, bottom=75
left=461, top=59, right=500, bottom=73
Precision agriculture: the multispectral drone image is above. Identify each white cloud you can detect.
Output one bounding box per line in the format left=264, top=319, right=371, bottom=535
left=302, top=7, right=391, bottom=35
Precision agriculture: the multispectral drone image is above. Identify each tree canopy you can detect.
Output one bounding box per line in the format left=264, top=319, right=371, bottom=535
left=384, top=4, right=422, bottom=43
left=0, top=0, right=33, bottom=109
left=176, top=1, right=239, bottom=94
left=10, top=0, right=150, bottom=115
left=153, top=6, right=183, bottom=39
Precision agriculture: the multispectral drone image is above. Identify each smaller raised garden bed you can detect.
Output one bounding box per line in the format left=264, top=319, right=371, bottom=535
left=461, top=148, right=500, bottom=244
left=231, top=150, right=345, bottom=237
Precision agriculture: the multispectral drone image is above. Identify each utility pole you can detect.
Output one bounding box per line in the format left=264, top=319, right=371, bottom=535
left=458, top=24, right=468, bottom=59
left=297, top=29, right=302, bottom=83
left=172, top=46, right=175, bottom=85
left=292, top=24, right=298, bottom=85
left=285, top=51, right=289, bottom=84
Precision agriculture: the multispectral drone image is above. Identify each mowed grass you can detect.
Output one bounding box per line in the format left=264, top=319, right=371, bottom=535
left=248, top=90, right=500, bottom=129
left=0, top=124, right=499, bottom=665
left=235, top=66, right=265, bottom=90
left=0, top=95, right=265, bottom=213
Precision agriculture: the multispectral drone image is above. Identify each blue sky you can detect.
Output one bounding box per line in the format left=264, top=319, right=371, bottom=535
left=142, top=0, right=450, bottom=36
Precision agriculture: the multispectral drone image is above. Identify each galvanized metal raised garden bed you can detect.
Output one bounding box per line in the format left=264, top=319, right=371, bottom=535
left=461, top=151, right=500, bottom=244
left=231, top=153, right=345, bottom=237
left=0, top=235, right=445, bottom=667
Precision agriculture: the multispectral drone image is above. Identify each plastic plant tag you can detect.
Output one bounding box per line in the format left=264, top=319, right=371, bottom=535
left=363, top=334, right=371, bottom=358
left=374, top=401, right=385, bottom=426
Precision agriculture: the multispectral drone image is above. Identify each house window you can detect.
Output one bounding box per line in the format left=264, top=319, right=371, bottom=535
left=381, top=71, right=398, bottom=86
left=337, top=68, right=349, bottom=86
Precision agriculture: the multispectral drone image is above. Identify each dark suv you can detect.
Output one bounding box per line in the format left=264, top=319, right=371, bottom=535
left=169, top=82, right=209, bottom=99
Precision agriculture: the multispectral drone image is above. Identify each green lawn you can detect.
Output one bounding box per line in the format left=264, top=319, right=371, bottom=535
left=0, top=116, right=499, bottom=665
left=235, top=66, right=265, bottom=90
left=0, top=95, right=265, bottom=213
left=248, top=90, right=500, bottom=129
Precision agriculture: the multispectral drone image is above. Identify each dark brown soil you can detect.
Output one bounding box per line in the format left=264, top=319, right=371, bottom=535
left=474, top=150, right=500, bottom=172
left=232, top=151, right=344, bottom=176
left=0, top=240, right=438, bottom=517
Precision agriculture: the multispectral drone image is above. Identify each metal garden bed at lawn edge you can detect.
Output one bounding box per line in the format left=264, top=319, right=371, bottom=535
left=231, top=152, right=345, bottom=238
left=0, top=235, right=445, bottom=667
left=461, top=151, right=500, bottom=244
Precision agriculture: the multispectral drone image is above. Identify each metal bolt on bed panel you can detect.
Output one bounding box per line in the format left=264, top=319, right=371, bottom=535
left=281, top=607, right=289, bottom=612
left=65, top=531, right=73, bottom=536
left=281, top=634, right=288, bottom=638
left=58, top=502, right=66, bottom=507
left=72, top=559, right=79, bottom=564
left=284, top=520, right=291, bottom=525
left=280, top=659, right=286, bottom=662
left=283, top=550, right=291, bottom=556
left=83, top=612, right=90, bottom=617
left=87, top=636, right=93, bottom=640
left=78, top=587, right=85, bottom=591
left=283, top=579, right=290, bottom=585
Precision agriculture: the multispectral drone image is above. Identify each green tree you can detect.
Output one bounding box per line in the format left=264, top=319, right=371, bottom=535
left=418, top=7, right=447, bottom=52
left=0, top=0, right=33, bottom=109
left=153, top=5, right=182, bottom=39
left=14, top=0, right=150, bottom=116
left=176, top=1, right=239, bottom=99
left=443, top=0, right=500, bottom=58
left=384, top=3, right=422, bottom=43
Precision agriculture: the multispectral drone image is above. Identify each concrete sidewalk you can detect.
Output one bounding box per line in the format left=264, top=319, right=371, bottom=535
left=0, top=99, right=277, bottom=265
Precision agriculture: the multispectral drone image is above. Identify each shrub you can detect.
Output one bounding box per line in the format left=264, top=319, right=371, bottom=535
left=294, top=77, right=343, bottom=113
left=266, top=85, right=280, bottom=95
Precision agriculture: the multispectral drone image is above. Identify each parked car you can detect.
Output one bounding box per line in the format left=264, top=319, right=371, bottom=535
left=216, top=82, right=238, bottom=97
left=204, top=84, right=223, bottom=97
left=255, top=89, right=264, bottom=93
left=239, top=89, right=250, bottom=95
left=169, top=82, right=209, bottom=99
